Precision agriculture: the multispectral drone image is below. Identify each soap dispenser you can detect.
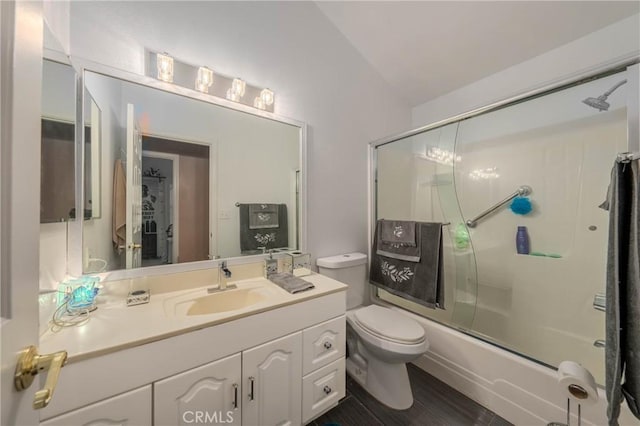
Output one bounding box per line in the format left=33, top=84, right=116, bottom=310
left=264, top=251, right=278, bottom=278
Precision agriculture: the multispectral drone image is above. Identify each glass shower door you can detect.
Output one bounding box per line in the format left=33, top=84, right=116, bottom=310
left=454, top=70, right=629, bottom=383
left=374, top=68, right=633, bottom=386
left=375, top=123, right=478, bottom=329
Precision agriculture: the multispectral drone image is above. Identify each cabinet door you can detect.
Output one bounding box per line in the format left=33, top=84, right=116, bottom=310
left=41, top=385, right=151, bottom=426
left=154, top=353, right=242, bottom=426
left=242, top=332, right=302, bottom=426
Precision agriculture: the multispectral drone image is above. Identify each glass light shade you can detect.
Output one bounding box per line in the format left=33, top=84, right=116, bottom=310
left=195, top=67, right=214, bottom=93
left=156, top=53, right=174, bottom=83
left=231, top=78, right=246, bottom=97
left=253, top=96, right=266, bottom=110
left=260, top=88, right=275, bottom=106
left=226, top=88, right=240, bottom=102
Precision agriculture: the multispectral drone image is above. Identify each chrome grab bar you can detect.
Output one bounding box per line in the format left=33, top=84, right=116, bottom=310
left=465, top=185, right=532, bottom=228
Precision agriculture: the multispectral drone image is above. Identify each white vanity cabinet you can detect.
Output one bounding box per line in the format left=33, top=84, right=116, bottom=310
left=40, top=385, right=152, bottom=426
left=154, top=353, right=242, bottom=426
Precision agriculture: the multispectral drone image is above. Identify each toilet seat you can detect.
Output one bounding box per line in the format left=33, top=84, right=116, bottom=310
left=353, top=305, right=426, bottom=345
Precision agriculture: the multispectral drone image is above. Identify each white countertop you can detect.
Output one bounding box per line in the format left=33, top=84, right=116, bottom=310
left=40, top=273, right=347, bottom=363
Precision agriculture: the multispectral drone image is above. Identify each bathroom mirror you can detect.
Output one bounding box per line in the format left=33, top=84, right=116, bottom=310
left=81, top=70, right=303, bottom=273
left=41, top=59, right=77, bottom=223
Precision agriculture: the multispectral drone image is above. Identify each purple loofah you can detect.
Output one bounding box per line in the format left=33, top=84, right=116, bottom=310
left=510, top=196, right=532, bottom=215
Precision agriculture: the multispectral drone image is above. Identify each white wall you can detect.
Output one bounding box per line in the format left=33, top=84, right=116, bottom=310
left=68, top=1, right=412, bottom=267
left=412, top=14, right=640, bottom=127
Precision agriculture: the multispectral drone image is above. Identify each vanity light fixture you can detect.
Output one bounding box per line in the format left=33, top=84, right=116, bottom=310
left=226, top=88, right=240, bottom=102
left=253, top=96, right=266, bottom=110
left=260, top=88, right=275, bottom=106
left=195, top=66, right=214, bottom=93
left=156, top=52, right=174, bottom=83
left=147, top=50, right=275, bottom=111
left=231, top=78, right=246, bottom=98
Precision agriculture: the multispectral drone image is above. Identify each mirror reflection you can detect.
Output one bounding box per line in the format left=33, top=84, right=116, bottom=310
left=82, top=71, right=301, bottom=273
left=41, top=59, right=77, bottom=223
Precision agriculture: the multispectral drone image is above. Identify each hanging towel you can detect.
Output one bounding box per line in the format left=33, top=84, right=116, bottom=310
left=376, top=220, right=421, bottom=262
left=248, top=203, right=279, bottom=229
left=112, top=159, right=126, bottom=253
left=239, top=203, right=288, bottom=254
left=370, top=220, right=444, bottom=310
left=380, top=220, right=417, bottom=246
left=603, top=159, right=640, bottom=425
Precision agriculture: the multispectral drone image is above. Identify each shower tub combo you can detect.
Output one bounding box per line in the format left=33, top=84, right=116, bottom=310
left=369, top=62, right=639, bottom=425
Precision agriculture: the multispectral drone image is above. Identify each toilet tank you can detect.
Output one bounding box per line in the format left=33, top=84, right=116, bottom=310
left=317, top=253, right=368, bottom=309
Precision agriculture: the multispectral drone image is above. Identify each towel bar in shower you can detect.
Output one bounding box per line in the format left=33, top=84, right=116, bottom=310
left=465, top=185, right=532, bottom=228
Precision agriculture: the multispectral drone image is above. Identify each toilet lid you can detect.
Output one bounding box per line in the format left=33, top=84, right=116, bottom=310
left=354, top=305, right=426, bottom=344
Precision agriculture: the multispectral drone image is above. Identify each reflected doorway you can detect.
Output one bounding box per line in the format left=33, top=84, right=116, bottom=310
left=141, top=135, right=212, bottom=266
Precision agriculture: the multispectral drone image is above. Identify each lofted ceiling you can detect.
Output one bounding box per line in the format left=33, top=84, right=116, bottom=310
left=316, top=1, right=640, bottom=107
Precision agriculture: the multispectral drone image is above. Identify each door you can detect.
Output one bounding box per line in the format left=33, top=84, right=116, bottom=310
left=125, top=103, right=143, bottom=268
left=1, top=1, right=46, bottom=425
left=154, top=353, right=242, bottom=426
left=242, top=332, right=302, bottom=426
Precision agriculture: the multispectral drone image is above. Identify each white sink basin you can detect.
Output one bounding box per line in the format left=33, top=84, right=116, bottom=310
left=186, top=288, right=268, bottom=316
left=164, top=279, right=284, bottom=317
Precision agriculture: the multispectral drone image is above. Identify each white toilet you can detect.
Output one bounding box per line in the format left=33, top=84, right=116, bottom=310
left=317, top=252, right=429, bottom=410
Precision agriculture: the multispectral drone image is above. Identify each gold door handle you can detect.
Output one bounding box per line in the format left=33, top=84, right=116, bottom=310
left=128, top=243, right=142, bottom=250
left=14, top=345, right=67, bottom=409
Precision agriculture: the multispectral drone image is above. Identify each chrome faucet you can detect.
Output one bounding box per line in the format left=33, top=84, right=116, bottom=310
left=208, top=261, right=236, bottom=293
left=221, top=261, right=232, bottom=279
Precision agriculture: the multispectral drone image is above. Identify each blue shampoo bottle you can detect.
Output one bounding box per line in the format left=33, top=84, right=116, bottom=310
left=516, top=226, right=530, bottom=254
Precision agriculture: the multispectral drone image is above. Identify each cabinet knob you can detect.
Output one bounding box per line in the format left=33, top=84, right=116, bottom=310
left=323, top=341, right=332, bottom=350
left=323, top=385, right=332, bottom=395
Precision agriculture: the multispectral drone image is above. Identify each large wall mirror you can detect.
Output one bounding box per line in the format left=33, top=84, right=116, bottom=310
left=81, top=70, right=304, bottom=273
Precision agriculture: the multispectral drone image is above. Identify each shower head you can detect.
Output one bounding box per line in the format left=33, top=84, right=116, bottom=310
left=582, top=79, right=627, bottom=112
left=582, top=96, right=610, bottom=112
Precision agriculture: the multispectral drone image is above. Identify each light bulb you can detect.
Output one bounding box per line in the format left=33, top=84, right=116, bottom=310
left=254, top=96, right=266, bottom=110
left=156, top=53, right=174, bottom=83
left=231, top=78, right=246, bottom=97
left=260, top=88, right=274, bottom=106
left=226, top=88, right=240, bottom=102
left=195, top=67, right=214, bottom=93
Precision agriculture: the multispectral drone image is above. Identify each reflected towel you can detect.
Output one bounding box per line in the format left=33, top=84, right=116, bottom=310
left=239, top=204, right=288, bottom=253
left=269, top=272, right=315, bottom=294
left=249, top=203, right=279, bottom=229
left=376, top=220, right=421, bottom=262
left=112, top=159, right=126, bottom=253
left=370, top=220, right=444, bottom=310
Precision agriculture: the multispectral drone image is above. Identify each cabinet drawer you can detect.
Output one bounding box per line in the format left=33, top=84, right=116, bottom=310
left=41, top=385, right=152, bottom=426
left=302, top=315, right=345, bottom=375
left=302, top=358, right=345, bottom=424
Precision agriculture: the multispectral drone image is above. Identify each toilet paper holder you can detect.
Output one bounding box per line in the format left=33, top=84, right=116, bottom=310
left=547, top=361, right=598, bottom=426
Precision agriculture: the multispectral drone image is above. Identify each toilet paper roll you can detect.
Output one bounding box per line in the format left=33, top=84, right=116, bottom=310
left=557, top=360, right=599, bottom=405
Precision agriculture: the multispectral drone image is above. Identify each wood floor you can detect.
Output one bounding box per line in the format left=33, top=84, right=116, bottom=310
left=311, top=363, right=513, bottom=426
